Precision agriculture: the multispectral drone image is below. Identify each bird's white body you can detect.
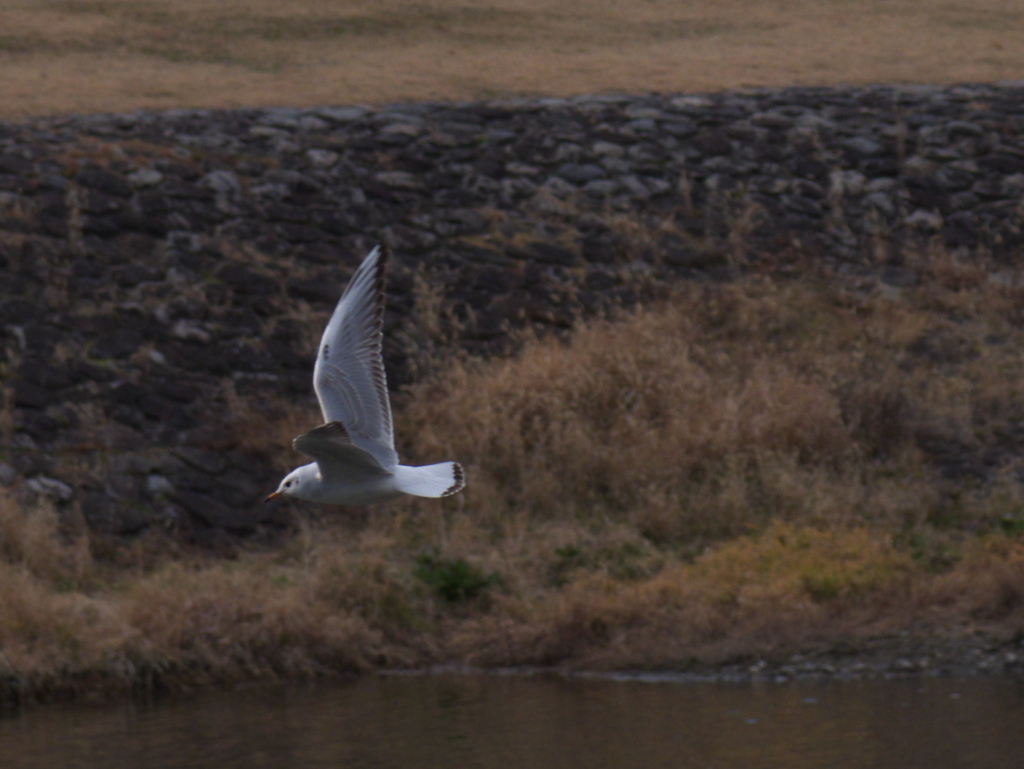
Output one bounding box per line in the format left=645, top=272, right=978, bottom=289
left=276, top=461, right=462, bottom=505
left=267, top=245, right=465, bottom=505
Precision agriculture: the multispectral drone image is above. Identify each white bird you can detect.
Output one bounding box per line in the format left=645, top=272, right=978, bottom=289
left=265, top=245, right=465, bottom=505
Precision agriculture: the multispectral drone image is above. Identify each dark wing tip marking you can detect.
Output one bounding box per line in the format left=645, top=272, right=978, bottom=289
left=369, top=245, right=391, bottom=428
left=294, top=420, right=353, bottom=451
left=374, top=243, right=388, bottom=322
left=442, top=462, right=466, bottom=497
left=318, top=420, right=352, bottom=442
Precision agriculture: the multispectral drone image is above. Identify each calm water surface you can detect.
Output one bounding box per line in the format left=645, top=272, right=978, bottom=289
left=1, top=673, right=1022, bottom=768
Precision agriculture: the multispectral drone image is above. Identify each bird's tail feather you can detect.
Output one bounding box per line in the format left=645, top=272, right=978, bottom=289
left=394, top=462, right=465, bottom=498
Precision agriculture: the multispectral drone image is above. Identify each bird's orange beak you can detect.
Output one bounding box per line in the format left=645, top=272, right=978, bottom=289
left=264, top=491, right=283, bottom=503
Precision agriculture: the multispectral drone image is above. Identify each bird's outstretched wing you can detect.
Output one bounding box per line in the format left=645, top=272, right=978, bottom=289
left=293, top=421, right=391, bottom=482
left=312, top=245, right=398, bottom=469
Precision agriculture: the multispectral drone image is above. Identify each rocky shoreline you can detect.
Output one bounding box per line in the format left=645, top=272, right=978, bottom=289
left=433, top=630, right=1024, bottom=684
left=5, top=631, right=1024, bottom=708
left=384, top=627, right=1024, bottom=684
left=643, top=633, right=1024, bottom=684
left=2, top=83, right=1024, bottom=538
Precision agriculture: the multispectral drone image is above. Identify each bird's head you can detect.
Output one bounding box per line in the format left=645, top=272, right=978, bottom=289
left=265, top=466, right=314, bottom=502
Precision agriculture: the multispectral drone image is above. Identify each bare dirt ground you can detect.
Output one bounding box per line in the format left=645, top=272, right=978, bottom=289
left=1, top=0, right=1022, bottom=118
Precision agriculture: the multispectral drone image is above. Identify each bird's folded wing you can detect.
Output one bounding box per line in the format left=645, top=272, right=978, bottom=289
left=293, top=421, right=392, bottom=480
left=313, top=245, right=399, bottom=469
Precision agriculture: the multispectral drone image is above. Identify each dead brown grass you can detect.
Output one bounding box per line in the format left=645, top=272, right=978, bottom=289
left=402, top=250, right=1024, bottom=546
left=5, top=251, right=1024, bottom=701
left=1, top=0, right=1022, bottom=118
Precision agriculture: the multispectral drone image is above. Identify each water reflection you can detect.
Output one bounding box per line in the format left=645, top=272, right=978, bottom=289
left=1, top=673, right=1022, bottom=769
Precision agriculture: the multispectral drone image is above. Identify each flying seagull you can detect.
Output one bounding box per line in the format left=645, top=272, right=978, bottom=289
left=266, top=245, right=465, bottom=505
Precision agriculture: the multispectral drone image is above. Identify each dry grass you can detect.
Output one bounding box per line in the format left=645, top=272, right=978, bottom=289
left=402, top=250, right=1024, bottom=546
left=4, top=251, right=1024, bottom=701
left=1, top=0, right=1022, bottom=118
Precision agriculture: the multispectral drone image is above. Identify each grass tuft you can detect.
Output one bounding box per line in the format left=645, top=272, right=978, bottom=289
left=414, top=548, right=503, bottom=604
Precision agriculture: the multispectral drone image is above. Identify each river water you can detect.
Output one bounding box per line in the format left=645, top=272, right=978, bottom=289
left=1, top=673, right=1021, bottom=768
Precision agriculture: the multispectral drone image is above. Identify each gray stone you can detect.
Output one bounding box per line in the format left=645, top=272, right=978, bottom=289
left=583, top=179, right=619, bottom=197
left=705, top=174, right=737, bottom=193
left=947, top=120, right=984, bottom=137
left=540, top=177, right=576, bottom=199
left=317, top=106, right=369, bottom=123
left=936, top=165, right=976, bottom=191
left=170, top=319, right=212, bottom=344
left=1004, top=173, right=1024, bottom=194
left=505, top=162, right=541, bottom=176
left=917, top=124, right=948, bottom=144
left=625, top=119, right=657, bottom=133
left=702, top=156, right=734, bottom=173
left=624, top=105, right=662, bottom=120
left=793, top=114, right=837, bottom=134
left=12, top=434, right=37, bottom=450
left=864, top=193, right=896, bottom=216
left=174, top=447, right=228, bottom=474
left=865, top=177, right=897, bottom=193
left=755, top=176, right=790, bottom=195
left=553, top=143, right=584, bottom=162
left=199, top=170, right=243, bottom=213
left=25, top=476, right=74, bottom=502
left=0, top=462, right=16, bottom=487
left=905, top=209, right=944, bottom=231
left=174, top=490, right=268, bottom=532
left=661, top=119, right=696, bottom=137
left=555, top=163, right=607, bottom=185
left=750, top=111, right=793, bottom=129
left=378, top=123, right=423, bottom=143
left=166, top=230, right=203, bottom=253
left=843, top=136, right=882, bottom=157
left=618, top=175, right=651, bottom=200
left=973, top=179, right=1010, bottom=198
left=126, top=166, right=163, bottom=186
left=599, top=157, right=632, bottom=175
left=297, top=116, right=329, bottom=132
left=904, top=155, right=938, bottom=175
left=373, top=171, right=422, bottom=190
left=248, top=125, right=289, bottom=140
left=263, top=168, right=323, bottom=194
left=500, top=177, right=538, bottom=202
left=829, top=170, right=866, bottom=197
left=147, top=474, right=175, bottom=497
left=668, top=95, right=713, bottom=111
left=782, top=194, right=824, bottom=216
left=792, top=179, right=825, bottom=199
left=646, top=178, right=672, bottom=196
left=257, top=109, right=304, bottom=128
left=592, top=141, right=625, bottom=158
left=949, top=191, right=980, bottom=210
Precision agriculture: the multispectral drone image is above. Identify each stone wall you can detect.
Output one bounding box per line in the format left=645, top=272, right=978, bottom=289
left=1, top=84, right=1023, bottom=538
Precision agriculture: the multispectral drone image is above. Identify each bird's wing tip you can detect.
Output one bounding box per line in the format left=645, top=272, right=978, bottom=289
left=441, top=462, right=466, bottom=497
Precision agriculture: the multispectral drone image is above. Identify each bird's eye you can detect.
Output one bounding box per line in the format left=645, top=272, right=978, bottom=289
left=285, top=481, right=292, bottom=488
